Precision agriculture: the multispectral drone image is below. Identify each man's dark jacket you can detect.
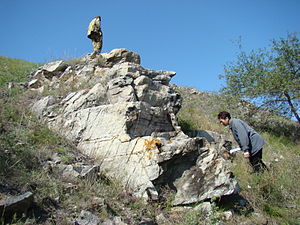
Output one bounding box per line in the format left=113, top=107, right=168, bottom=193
left=229, top=118, right=265, bottom=156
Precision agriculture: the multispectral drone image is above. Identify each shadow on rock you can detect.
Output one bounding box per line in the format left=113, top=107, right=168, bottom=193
left=216, top=194, right=253, bottom=215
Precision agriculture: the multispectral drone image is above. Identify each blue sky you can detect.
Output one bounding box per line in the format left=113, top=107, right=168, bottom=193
left=0, top=0, right=299, bottom=91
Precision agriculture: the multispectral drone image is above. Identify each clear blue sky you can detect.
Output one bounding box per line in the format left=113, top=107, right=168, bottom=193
left=1, top=0, right=299, bottom=91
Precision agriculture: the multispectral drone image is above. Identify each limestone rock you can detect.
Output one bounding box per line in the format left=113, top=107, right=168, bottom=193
left=75, top=210, right=101, bottom=225
left=28, top=78, right=42, bottom=88
left=42, top=60, right=68, bottom=73
left=31, top=95, right=57, bottom=117
left=155, top=213, right=169, bottom=224
left=51, top=163, right=100, bottom=182
left=52, top=164, right=80, bottom=181
left=28, top=49, right=239, bottom=205
left=194, top=202, right=213, bottom=216
left=139, top=217, right=156, bottom=225
left=0, top=192, right=34, bottom=219
left=220, top=210, right=234, bottom=221
left=102, top=216, right=128, bottom=225
left=31, top=60, right=68, bottom=82
left=102, top=48, right=141, bottom=66
left=173, top=147, right=239, bottom=205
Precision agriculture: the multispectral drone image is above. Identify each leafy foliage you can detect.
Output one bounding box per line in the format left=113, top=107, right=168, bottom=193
left=175, top=86, right=300, bottom=140
left=220, top=33, right=300, bottom=123
left=176, top=86, right=300, bottom=224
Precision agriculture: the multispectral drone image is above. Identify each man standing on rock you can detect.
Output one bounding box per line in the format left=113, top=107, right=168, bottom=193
left=218, top=111, right=267, bottom=173
left=87, top=16, right=103, bottom=55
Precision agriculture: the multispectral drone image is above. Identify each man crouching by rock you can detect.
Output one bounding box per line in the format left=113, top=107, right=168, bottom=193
left=218, top=111, right=268, bottom=173
left=87, top=16, right=103, bottom=56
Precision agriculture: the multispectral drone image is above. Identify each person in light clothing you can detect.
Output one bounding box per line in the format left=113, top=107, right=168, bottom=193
left=218, top=111, right=267, bottom=173
left=87, top=16, right=103, bottom=55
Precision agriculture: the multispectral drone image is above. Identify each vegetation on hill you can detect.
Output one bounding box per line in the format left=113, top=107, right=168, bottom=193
left=0, top=56, right=299, bottom=224
left=0, top=56, right=40, bottom=88
left=176, top=86, right=300, bottom=224
left=220, top=33, right=300, bottom=123
left=0, top=58, right=150, bottom=224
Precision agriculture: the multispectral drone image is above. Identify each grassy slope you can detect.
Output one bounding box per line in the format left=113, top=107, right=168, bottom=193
left=0, top=57, right=299, bottom=224
left=0, top=56, right=40, bottom=88
left=0, top=57, right=164, bottom=224
left=175, top=86, right=300, bottom=224
left=0, top=57, right=73, bottom=223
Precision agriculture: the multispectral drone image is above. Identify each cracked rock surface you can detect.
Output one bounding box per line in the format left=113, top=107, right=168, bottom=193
left=29, top=48, right=239, bottom=205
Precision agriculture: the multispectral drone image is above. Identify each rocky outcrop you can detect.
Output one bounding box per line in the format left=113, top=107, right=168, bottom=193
left=0, top=191, right=34, bottom=219
left=28, top=48, right=239, bottom=205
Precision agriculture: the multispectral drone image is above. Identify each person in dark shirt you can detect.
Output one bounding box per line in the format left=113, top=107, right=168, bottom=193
left=218, top=111, right=267, bottom=173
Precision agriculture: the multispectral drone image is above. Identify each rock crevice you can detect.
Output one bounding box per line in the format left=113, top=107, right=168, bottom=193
left=28, top=48, right=239, bottom=205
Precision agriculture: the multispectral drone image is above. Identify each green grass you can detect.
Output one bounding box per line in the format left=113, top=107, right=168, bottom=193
left=0, top=56, right=161, bottom=224
left=0, top=92, right=75, bottom=180
left=175, top=86, right=300, bottom=224
left=175, top=86, right=300, bottom=141
left=0, top=57, right=75, bottom=223
left=0, top=56, right=40, bottom=88
left=1, top=56, right=299, bottom=224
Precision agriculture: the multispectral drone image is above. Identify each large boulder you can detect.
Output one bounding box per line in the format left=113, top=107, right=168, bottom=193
left=102, top=48, right=141, bottom=66
left=29, top=48, right=239, bottom=205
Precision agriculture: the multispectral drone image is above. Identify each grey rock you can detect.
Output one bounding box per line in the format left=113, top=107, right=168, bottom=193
left=134, top=75, right=152, bottom=86
left=63, top=183, right=78, bottom=194
left=51, top=163, right=100, bottom=182
left=194, top=202, right=213, bottom=216
left=155, top=213, right=168, bottom=224
left=102, top=216, right=128, bottom=225
left=172, top=147, right=239, bottom=205
left=139, top=217, right=156, bottom=225
left=76, top=65, right=95, bottom=78
left=102, top=48, right=141, bottom=66
left=31, top=95, right=57, bottom=117
left=187, top=130, right=216, bottom=143
left=28, top=49, right=239, bottom=205
left=252, top=212, right=268, bottom=225
left=79, top=165, right=100, bottom=181
left=52, top=164, right=80, bottom=181
left=0, top=192, right=34, bottom=218
left=91, top=197, right=105, bottom=207
left=28, top=78, right=42, bottom=88
left=152, top=137, right=239, bottom=205
left=51, top=153, right=62, bottom=164
left=236, top=198, right=250, bottom=208
left=42, top=60, right=68, bottom=73
left=75, top=210, right=100, bottom=225
left=220, top=210, right=234, bottom=221
left=31, top=60, right=68, bottom=81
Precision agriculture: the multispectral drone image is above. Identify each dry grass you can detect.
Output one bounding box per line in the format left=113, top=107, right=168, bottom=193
left=1, top=57, right=299, bottom=224
left=175, top=86, right=300, bottom=224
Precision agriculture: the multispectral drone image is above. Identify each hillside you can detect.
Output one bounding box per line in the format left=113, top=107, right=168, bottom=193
left=0, top=56, right=40, bottom=88
left=0, top=55, right=299, bottom=225
left=176, top=85, right=300, bottom=220
left=175, top=86, right=300, bottom=141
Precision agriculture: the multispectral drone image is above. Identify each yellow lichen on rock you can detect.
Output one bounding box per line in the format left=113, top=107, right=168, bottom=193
left=144, top=138, right=161, bottom=158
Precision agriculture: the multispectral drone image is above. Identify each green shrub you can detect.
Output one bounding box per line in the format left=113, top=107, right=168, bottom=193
left=175, top=86, right=300, bottom=224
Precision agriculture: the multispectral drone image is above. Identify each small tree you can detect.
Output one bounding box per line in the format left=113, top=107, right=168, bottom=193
left=220, top=33, right=300, bottom=123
